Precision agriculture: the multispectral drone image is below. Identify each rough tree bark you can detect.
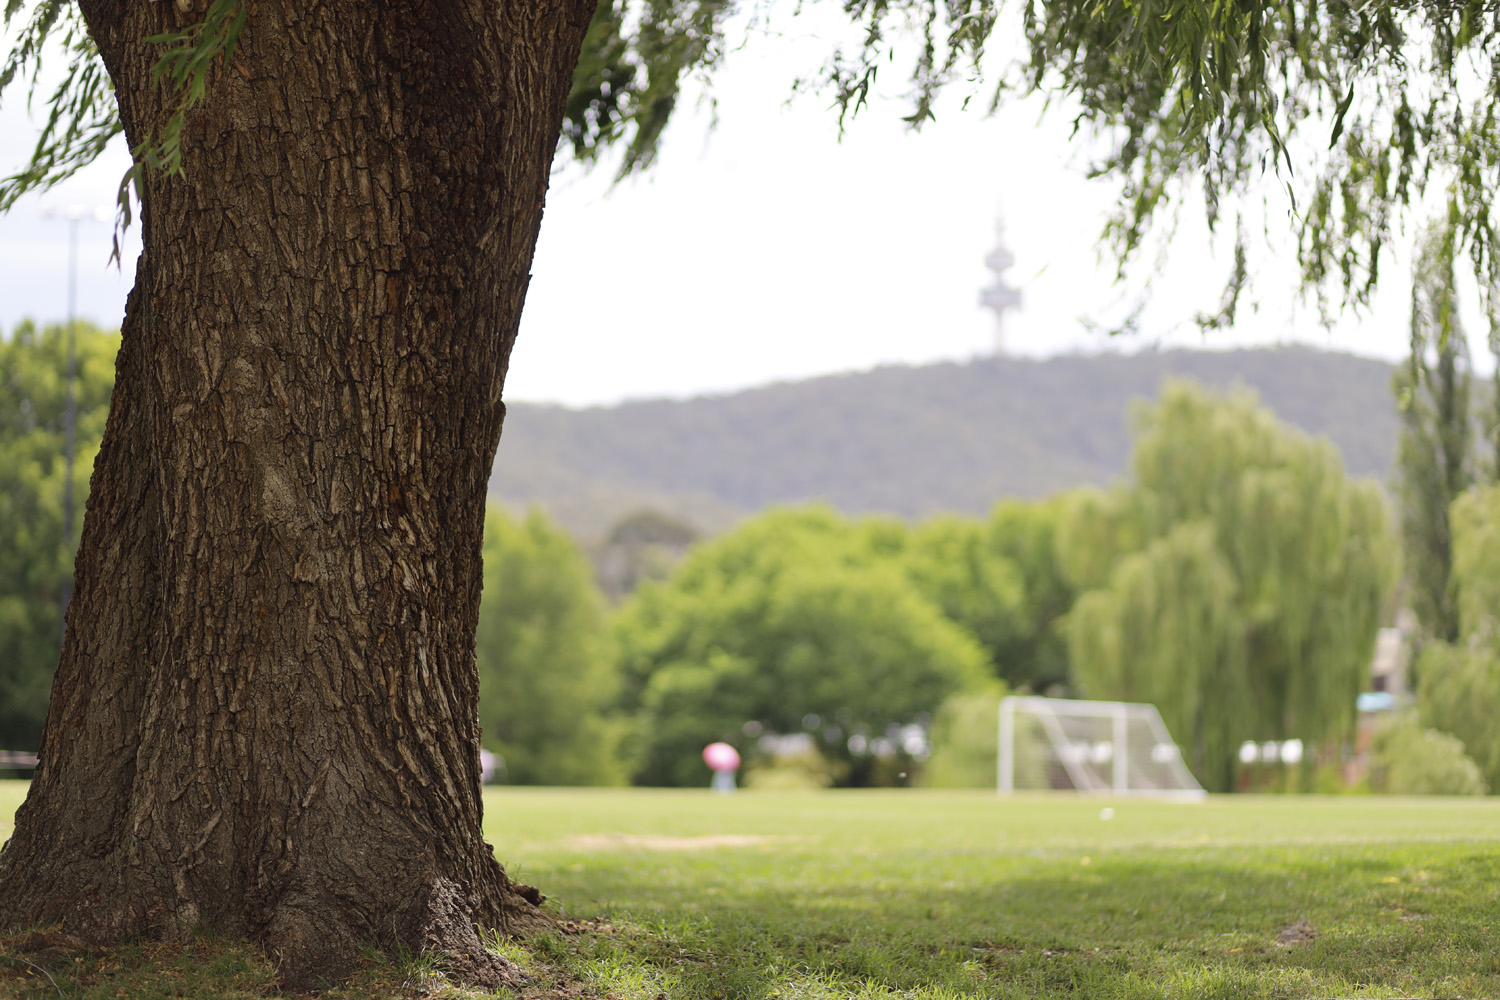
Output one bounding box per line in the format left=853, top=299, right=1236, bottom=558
left=0, top=0, right=593, bottom=988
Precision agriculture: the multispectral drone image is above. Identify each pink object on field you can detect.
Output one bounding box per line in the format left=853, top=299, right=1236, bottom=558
left=702, top=742, right=740, bottom=772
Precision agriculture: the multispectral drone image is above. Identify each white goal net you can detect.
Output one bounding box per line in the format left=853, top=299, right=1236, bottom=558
left=998, top=696, right=1205, bottom=798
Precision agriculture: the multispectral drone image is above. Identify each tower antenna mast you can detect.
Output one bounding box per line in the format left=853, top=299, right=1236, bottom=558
left=978, top=216, right=1022, bottom=354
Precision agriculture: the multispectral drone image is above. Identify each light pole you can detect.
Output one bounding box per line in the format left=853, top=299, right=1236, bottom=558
left=44, top=204, right=109, bottom=646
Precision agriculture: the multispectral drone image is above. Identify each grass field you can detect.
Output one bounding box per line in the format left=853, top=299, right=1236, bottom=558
left=4, top=781, right=1500, bottom=998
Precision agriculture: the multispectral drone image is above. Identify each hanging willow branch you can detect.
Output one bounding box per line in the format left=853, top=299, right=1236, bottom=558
left=0, top=0, right=245, bottom=261
left=4, top=0, right=1500, bottom=327
left=0, top=0, right=117, bottom=213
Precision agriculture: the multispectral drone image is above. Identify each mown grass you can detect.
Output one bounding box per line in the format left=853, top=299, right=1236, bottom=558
left=3, top=781, right=1499, bottom=998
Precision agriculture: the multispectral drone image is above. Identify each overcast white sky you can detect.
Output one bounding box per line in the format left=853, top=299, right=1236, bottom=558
left=0, top=11, right=1427, bottom=408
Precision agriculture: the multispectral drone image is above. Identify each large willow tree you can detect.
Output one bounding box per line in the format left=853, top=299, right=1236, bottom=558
left=1393, top=227, right=1475, bottom=643
left=1062, top=382, right=1397, bottom=790
left=1417, top=484, right=1500, bottom=790
left=0, top=0, right=1493, bottom=985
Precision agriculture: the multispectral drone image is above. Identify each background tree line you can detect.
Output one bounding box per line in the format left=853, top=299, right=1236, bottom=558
left=0, top=320, right=117, bottom=752
left=5, top=324, right=1464, bottom=792
left=423, top=378, right=1408, bottom=792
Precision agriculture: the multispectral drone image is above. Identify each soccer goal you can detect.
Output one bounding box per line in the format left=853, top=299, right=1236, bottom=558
left=998, top=696, right=1205, bottom=798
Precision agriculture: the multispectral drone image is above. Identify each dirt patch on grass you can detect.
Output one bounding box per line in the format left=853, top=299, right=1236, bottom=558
left=562, top=834, right=794, bottom=851
left=1274, top=919, right=1318, bottom=946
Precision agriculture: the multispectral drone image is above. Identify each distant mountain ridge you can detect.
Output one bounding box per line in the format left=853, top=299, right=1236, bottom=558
left=489, top=347, right=1399, bottom=538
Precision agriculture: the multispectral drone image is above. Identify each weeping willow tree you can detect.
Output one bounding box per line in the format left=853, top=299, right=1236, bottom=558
left=1062, top=381, right=1398, bottom=790
left=1417, top=484, right=1500, bottom=790
left=1394, top=225, right=1475, bottom=643
left=1068, top=523, right=1246, bottom=790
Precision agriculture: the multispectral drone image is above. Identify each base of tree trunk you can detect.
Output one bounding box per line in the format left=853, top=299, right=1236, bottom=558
left=0, top=894, right=553, bottom=994
left=259, top=874, right=552, bottom=992
left=0, top=847, right=552, bottom=992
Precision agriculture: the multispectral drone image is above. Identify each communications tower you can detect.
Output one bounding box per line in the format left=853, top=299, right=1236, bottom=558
left=978, top=218, right=1022, bottom=354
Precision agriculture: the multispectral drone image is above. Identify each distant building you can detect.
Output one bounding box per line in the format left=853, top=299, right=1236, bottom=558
left=1343, top=612, right=1415, bottom=786
left=1368, top=621, right=1411, bottom=701
left=978, top=218, right=1022, bottom=354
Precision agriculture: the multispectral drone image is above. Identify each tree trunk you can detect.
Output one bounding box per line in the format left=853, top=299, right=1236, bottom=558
left=0, top=0, right=593, bottom=988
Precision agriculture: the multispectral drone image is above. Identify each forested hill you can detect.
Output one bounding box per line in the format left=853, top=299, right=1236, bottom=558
left=489, top=347, right=1398, bottom=538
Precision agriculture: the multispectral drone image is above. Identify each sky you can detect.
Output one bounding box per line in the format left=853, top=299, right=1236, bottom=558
left=0, top=11, right=1431, bottom=409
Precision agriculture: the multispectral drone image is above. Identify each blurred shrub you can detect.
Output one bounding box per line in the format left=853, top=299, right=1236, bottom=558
left=1313, top=764, right=1368, bottom=795
left=743, top=748, right=836, bottom=790
left=1370, top=715, right=1488, bottom=796
left=923, top=682, right=1008, bottom=788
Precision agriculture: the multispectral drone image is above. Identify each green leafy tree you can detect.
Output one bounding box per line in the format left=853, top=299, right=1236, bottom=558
left=615, top=507, right=988, bottom=787
left=898, top=503, right=1078, bottom=695
left=1055, top=486, right=1147, bottom=594
left=0, top=320, right=117, bottom=751
left=1449, top=485, right=1500, bottom=645
left=8, top=0, right=1498, bottom=978
left=1393, top=226, right=1474, bottom=643
left=902, top=514, right=1028, bottom=680
left=856, top=507, right=1070, bottom=694
left=476, top=507, right=622, bottom=786
left=1064, top=381, right=1398, bottom=790
left=1416, top=484, right=1500, bottom=791
left=984, top=499, right=1076, bottom=693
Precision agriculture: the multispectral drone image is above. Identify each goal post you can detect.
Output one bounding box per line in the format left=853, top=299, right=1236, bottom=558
left=998, top=696, right=1205, bottom=799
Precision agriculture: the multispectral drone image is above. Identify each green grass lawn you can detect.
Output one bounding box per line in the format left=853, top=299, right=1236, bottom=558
left=4, top=781, right=1500, bottom=998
